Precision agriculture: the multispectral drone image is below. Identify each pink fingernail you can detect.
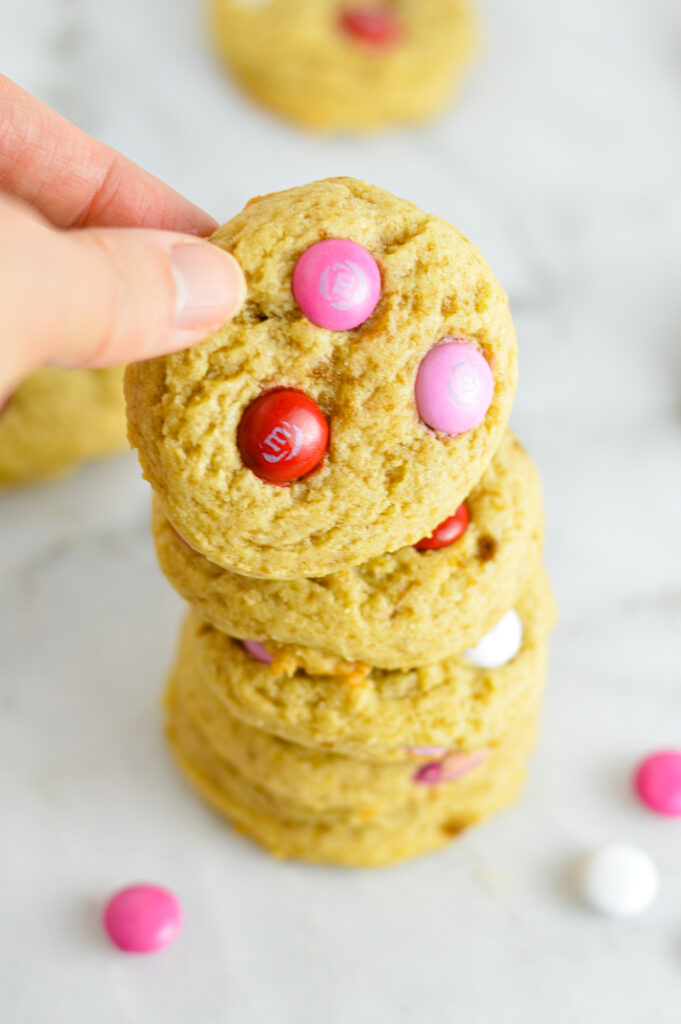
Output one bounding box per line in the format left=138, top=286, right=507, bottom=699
left=170, top=244, right=246, bottom=330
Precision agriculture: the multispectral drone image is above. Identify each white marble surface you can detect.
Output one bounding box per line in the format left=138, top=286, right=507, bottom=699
left=2, top=1, right=681, bottom=1020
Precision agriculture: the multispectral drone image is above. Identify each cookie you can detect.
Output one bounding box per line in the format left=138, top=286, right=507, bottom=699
left=126, top=178, right=518, bottom=579
left=0, top=367, right=127, bottom=488
left=210, top=0, right=477, bottom=134
left=167, top=656, right=543, bottom=821
left=167, top=694, right=536, bottom=867
left=171, top=568, right=555, bottom=760
left=153, top=431, right=543, bottom=669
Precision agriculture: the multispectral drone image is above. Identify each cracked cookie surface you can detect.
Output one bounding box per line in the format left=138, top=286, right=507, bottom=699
left=153, top=432, right=543, bottom=667
left=172, top=569, right=555, bottom=760
left=167, top=658, right=542, bottom=821
left=167, top=690, right=535, bottom=867
left=126, top=178, right=517, bottom=579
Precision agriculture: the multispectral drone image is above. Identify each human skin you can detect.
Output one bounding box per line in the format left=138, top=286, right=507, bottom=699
left=0, top=75, right=245, bottom=398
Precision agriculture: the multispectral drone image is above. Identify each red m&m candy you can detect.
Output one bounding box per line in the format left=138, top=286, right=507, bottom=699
left=339, top=5, right=404, bottom=52
left=237, top=389, right=329, bottom=484
left=414, top=503, right=470, bottom=550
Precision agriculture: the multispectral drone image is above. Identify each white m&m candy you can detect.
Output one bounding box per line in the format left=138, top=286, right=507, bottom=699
left=578, top=843, right=659, bottom=917
left=465, top=610, right=523, bottom=669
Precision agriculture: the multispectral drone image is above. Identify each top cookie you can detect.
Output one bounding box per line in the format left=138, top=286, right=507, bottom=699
left=126, top=178, right=517, bottom=579
left=211, top=0, right=477, bottom=133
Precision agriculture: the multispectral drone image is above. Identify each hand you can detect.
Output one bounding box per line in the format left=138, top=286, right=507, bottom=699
left=0, top=76, right=246, bottom=396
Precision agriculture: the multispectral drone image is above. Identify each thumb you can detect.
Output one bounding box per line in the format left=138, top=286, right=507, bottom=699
left=0, top=195, right=246, bottom=391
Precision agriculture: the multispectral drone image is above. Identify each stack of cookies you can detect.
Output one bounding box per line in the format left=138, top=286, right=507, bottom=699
left=126, top=178, right=555, bottom=867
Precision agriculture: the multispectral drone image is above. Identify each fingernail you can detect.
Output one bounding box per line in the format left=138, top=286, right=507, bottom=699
left=170, top=244, right=246, bottom=330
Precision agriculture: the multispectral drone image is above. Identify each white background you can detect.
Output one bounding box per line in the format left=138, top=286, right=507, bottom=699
left=1, top=1, right=681, bottom=1021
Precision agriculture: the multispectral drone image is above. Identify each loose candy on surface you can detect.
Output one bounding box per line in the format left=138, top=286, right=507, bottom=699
left=577, top=843, right=659, bottom=917
left=414, top=502, right=470, bottom=550
left=415, top=339, right=494, bottom=435
left=292, top=239, right=381, bottom=330
left=465, top=610, right=523, bottom=669
left=243, top=640, right=274, bottom=665
left=339, top=5, right=404, bottom=52
left=237, top=388, right=329, bottom=484
left=103, top=884, right=182, bottom=953
left=634, top=749, right=681, bottom=816
left=413, top=749, right=489, bottom=786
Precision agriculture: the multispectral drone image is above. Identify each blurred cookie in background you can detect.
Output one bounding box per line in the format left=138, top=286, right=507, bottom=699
left=210, top=0, right=478, bottom=133
left=0, top=366, right=128, bottom=488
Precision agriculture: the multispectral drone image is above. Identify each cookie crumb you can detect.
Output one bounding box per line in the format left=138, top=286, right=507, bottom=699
left=442, top=819, right=465, bottom=838
left=477, top=535, right=498, bottom=562
left=341, top=662, right=371, bottom=688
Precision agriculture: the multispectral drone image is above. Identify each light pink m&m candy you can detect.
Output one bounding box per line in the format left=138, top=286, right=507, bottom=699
left=415, top=339, right=493, bottom=435
left=634, top=750, right=681, bottom=816
left=243, top=640, right=273, bottom=664
left=414, top=749, right=488, bottom=786
left=292, top=239, right=381, bottom=330
left=103, top=884, right=182, bottom=953
left=404, top=745, right=451, bottom=759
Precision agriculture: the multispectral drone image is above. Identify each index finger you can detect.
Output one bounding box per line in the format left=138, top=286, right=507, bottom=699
left=0, top=76, right=218, bottom=235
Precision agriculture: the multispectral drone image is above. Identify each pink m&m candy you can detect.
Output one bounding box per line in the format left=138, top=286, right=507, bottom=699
left=103, top=884, right=182, bottom=953
left=415, top=339, right=493, bottom=435
left=634, top=750, right=681, bottom=816
left=243, top=640, right=274, bottom=664
left=292, top=239, right=381, bottom=331
left=413, top=749, right=488, bottom=787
